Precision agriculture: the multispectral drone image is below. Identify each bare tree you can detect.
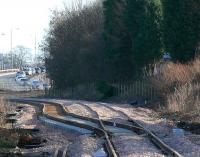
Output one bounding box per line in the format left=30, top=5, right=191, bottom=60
left=12, top=45, right=32, bottom=68
left=42, top=1, right=110, bottom=89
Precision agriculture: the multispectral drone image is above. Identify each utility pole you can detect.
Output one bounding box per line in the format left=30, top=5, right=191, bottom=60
left=34, top=33, right=37, bottom=65
left=10, top=28, right=13, bottom=68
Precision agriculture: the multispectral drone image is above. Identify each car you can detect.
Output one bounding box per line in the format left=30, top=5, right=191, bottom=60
left=16, top=71, right=26, bottom=78
left=19, top=78, right=31, bottom=86
left=31, top=68, right=36, bottom=75
left=35, top=67, right=41, bottom=74
left=24, top=68, right=33, bottom=75
left=32, top=81, right=43, bottom=90
left=43, top=83, right=51, bottom=90
left=15, top=76, right=27, bottom=82
left=40, top=67, right=46, bottom=73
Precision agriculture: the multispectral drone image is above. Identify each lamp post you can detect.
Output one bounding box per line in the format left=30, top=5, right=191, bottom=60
left=0, top=33, right=6, bottom=70
left=1, top=28, right=20, bottom=69
left=34, top=33, right=37, bottom=64
left=10, top=27, right=20, bottom=68
left=10, top=29, right=13, bottom=68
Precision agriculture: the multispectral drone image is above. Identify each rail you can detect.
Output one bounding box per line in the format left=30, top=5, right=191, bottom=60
left=8, top=98, right=183, bottom=157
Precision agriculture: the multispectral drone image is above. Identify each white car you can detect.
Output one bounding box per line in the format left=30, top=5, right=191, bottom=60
left=24, top=68, right=33, bottom=75
left=19, top=78, right=31, bottom=86
left=16, top=71, right=26, bottom=78
left=32, top=81, right=44, bottom=90
left=43, top=83, right=51, bottom=90
left=31, top=68, right=36, bottom=75
left=15, top=76, right=27, bottom=82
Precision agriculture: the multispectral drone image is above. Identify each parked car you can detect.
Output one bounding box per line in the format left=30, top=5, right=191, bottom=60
left=35, top=67, right=41, bottom=74
left=32, top=81, right=43, bottom=90
left=19, top=78, right=31, bottom=86
left=15, top=76, right=27, bottom=83
left=43, top=83, right=51, bottom=90
left=40, top=67, right=46, bottom=73
left=31, top=68, right=36, bottom=75
left=24, top=68, right=33, bottom=75
left=16, top=71, right=26, bottom=78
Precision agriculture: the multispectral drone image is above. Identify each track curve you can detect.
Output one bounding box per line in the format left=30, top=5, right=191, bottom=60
left=8, top=98, right=183, bottom=157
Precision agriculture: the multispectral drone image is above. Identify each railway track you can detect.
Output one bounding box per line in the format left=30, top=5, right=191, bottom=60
left=9, top=98, right=183, bottom=157
left=77, top=102, right=184, bottom=157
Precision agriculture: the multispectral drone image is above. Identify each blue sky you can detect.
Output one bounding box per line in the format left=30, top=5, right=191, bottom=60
left=0, top=0, right=95, bottom=54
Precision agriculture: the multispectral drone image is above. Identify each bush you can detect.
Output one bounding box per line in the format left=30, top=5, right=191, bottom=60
left=0, top=98, right=15, bottom=127
left=96, top=81, right=115, bottom=99
left=167, top=83, right=200, bottom=113
left=42, top=1, right=108, bottom=89
left=149, top=58, right=200, bottom=117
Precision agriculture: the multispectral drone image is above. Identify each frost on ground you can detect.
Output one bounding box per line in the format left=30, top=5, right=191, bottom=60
left=62, top=100, right=200, bottom=157
left=113, top=135, right=165, bottom=157
left=105, top=103, right=200, bottom=157
left=86, top=102, right=200, bottom=157
left=67, top=136, right=104, bottom=157
left=64, top=102, right=130, bottom=124
left=65, top=103, right=97, bottom=118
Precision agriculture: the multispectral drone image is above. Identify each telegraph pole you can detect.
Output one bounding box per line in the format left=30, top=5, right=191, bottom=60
left=10, top=28, right=13, bottom=68
left=34, top=33, right=37, bottom=65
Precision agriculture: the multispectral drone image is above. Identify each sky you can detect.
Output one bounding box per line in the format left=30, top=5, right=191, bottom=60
left=0, top=0, right=95, bottom=54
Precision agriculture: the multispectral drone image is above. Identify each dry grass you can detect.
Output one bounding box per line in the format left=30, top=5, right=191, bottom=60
left=0, top=98, right=17, bottom=151
left=167, top=83, right=200, bottom=113
left=148, top=58, right=200, bottom=117
left=0, top=97, right=15, bottom=127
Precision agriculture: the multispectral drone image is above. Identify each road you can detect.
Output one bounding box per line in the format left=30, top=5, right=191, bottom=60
left=0, top=72, right=30, bottom=91
left=0, top=72, right=47, bottom=92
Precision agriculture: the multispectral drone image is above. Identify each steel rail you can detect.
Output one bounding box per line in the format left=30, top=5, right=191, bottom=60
left=65, top=101, right=183, bottom=157
left=82, top=102, right=184, bottom=157
left=9, top=98, right=118, bottom=157
left=8, top=98, right=183, bottom=157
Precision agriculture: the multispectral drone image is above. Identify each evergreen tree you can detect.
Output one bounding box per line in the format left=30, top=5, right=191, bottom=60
left=104, top=0, right=163, bottom=80
left=125, top=0, right=163, bottom=70
left=162, top=0, right=200, bottom=62
left=103, top=0, right=134, bottom=81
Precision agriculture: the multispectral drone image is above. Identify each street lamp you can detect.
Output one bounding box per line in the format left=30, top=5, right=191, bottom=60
left=34, top=33, right=37, bottom=63
left=29, top=32, right=37, bottom=65
left=11, top=27, right=20, bottom=68
left=0, top=33, right=6, bottom=70
left=0, top=27, right=20, bottom=69
left=10, top=28, right=13, bottom=68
